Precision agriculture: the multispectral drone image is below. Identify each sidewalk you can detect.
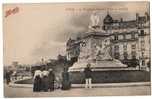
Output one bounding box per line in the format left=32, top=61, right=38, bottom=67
left=5, top=82, right=151, bottom=97
left=9, top=82, right=151, bottom=88
left=72, top=82, right=151, bottom=88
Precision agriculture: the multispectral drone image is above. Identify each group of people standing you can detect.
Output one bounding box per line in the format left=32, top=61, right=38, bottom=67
left=33, top=63, right=93, bottom=92
left=6, top=64, right=93, bottom=91
left=33, top=68, right=71, bottom=92
left=33, top=69, right=55, bottom=92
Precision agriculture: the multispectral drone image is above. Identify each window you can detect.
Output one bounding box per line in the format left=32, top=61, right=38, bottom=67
left=118, top=35, right=123, bottom=40
left=114, top=45, right=119, bottom=53
left=142, top=52, right=144, bottom=57
left=131, top=44, right=136, bottom=50
left=142, top=60, right=145, bottom=66
left=141, top=40, right=145, bottom=51
left=114, top=35, right=118, bottom=40
left=131, top=51, right=136, bottom=59
left=131, top=33, right=135, bottom=39
left=131, top=44, right=136, bottom=59
left=140, top=30, right=144, bottom=36
left=114, top=45, right=120, bottom=59
left=123, top=52, right=128, bottom=59
left=123, top=34, right=126, bottom=40
left=126, top=34, right=131, bottom=39
left=123, top=44, right=127, bottom=51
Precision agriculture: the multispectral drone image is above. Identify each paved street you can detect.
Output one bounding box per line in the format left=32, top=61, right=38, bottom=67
left=4, top=84, right=151, bottom=97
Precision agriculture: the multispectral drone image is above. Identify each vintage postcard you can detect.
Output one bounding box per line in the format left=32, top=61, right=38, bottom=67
left=3, top=1, right=150, bottom=97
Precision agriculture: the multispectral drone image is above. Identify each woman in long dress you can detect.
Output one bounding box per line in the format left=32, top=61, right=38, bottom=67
left=48, top=69, right=55, bottom=91
left=33, top=70, right=42, bottom=92
left=61, top=68, right=71, bottom=90
left=41, top=70, right=49, bottom=92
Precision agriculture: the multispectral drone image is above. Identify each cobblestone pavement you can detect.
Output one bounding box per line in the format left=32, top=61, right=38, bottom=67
left=4, top=84, right=151, bottom=97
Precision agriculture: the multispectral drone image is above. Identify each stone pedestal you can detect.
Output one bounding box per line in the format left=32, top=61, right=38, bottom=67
left=68, top=59, right=127, bottom=72
left=69, top=70, right=150, bottom=84
left=68, top=31, right=128, bottom=83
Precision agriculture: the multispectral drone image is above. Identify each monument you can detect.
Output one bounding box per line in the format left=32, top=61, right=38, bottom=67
left=68, top=12, right=127, bottom=83
left=68, top=12, right=127, bottom=72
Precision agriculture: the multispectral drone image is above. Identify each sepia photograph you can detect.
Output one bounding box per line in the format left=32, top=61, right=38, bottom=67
left=3, top=1, right=151, bottom=97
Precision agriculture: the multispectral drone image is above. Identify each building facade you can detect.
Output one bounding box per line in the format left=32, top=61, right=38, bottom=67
left=66, top=12, right=150, bottom=69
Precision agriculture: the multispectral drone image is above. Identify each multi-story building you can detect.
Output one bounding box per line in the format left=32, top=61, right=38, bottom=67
left=66, top=12, right=150, bottom=69
left=103, top=12, right=150, bottom=68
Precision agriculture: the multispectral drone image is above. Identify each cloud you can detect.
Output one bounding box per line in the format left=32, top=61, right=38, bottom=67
left=30, top=12, right=90, bottom=61
left=30, top=12, right=95, bottom=61
left=30, top=4, right=149, bottom=62
left=4, top=2, right=149, bottom=65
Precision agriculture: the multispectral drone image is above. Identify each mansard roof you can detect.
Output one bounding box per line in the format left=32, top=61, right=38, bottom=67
left=103, top=12, right=149, bottom=26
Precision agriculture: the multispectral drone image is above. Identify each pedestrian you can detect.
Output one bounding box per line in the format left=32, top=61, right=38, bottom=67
left=5, top=71, right=11, bottom=85
left=84, top=63, right=92, bottom=88
left=48, top=69, right=55, bottom=91
left=61, top=68, right=71, bottom=90
left=41, top=69, right=49, bottom=92
left=33, top=70, right=42, bottom=92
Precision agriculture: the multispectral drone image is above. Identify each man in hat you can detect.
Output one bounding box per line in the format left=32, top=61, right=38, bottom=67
left=84, top=63, right=92, bottom=88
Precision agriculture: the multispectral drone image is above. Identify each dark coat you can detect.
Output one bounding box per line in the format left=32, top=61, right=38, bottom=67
left=33, top=75, right=42, bottom=92
left=61, top=71, right=71, bottom=90
left=42, top=76, right=49, bottom=92
left=48, top=72, right=55, bottom=91
left=84, top=67, right=92, bottom=78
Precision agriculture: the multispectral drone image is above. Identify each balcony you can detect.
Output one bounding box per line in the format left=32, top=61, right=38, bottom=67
left=111, top=38, right=138, bottom=43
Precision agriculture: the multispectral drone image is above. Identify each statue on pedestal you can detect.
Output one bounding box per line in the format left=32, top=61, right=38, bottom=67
left=89, top=12, right=100, bottom=31
left=68, top=12, right=127, bottom=73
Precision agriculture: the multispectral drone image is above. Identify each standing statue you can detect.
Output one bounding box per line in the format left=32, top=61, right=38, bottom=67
left=89, top=12, right=100, bottom=29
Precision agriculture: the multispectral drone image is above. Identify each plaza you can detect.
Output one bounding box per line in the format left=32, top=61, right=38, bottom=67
left=4, top=82, right=151, bottom=97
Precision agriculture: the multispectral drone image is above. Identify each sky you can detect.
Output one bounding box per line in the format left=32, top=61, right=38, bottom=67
left=3, top=2, right=149, bottom=66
